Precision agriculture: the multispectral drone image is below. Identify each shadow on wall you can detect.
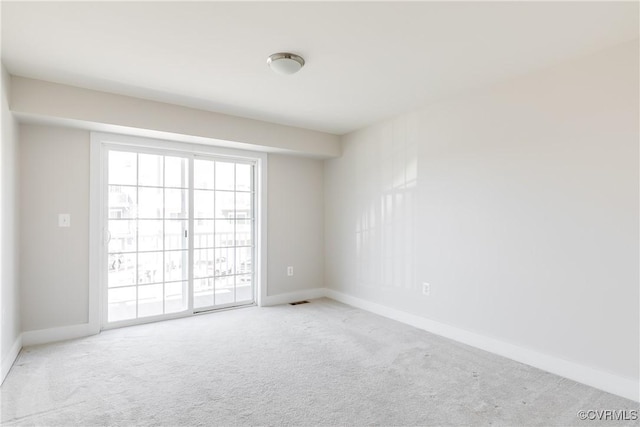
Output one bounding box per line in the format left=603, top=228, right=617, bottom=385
left=355, top=117, right=418, bottom=291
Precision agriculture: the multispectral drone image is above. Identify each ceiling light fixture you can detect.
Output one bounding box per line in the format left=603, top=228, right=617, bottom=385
left=267, top=52, right=305, bottom=75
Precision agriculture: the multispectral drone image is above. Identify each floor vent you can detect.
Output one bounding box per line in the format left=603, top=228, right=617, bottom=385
left=290, top=300, right=310, bottom=306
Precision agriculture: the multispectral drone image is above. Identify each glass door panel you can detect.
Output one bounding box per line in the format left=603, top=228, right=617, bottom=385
left=192, top=158, right=255, bottom=311
left=107, top=150, right=189, bottom=323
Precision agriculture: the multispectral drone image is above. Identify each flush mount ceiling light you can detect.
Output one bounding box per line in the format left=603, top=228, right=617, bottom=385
left=267, top=52, right=305, bottom=75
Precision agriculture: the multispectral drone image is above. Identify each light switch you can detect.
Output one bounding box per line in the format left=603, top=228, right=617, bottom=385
left=58, top=214, right=71, bottom=228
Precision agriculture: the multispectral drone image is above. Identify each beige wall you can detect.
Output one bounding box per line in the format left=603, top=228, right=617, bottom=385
left=11, top=77, right=341, bottom=158
left=267, top=154, right=324, bottom=295
left=19, top=125, right=90, bottom=331
left=18, top=125, right=325, bottom=331
left=325, top=40, right=639, bottom=381
left=1, top=65, right=21, bottom=375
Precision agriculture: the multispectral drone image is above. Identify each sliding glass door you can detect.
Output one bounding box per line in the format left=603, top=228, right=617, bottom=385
left=105, top=147, right=255, bottom=326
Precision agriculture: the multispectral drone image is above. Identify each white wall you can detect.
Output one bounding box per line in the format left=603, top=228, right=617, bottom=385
left=1, top=65, right=21, bottom=379
left=19, top=125, right=90, bottom=331
left=325, top=40, right=639, bottom=383
left=267, top=154, right=324, bottom=295
left=18, top=125, right=325, bottom=331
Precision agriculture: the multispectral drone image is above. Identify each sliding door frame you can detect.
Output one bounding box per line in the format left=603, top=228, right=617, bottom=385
left=89, top=132, right=268, bottom=331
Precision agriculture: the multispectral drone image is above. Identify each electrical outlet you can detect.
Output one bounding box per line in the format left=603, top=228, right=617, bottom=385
left=422, top=282, right=431, bottom=296
left=287, top=266, right=294, bottom=276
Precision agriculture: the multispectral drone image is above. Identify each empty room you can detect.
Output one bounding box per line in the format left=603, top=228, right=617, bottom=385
left=1, top=1, right=638, bottom=425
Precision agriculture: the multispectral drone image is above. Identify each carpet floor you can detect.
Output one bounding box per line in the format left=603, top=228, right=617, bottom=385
left=1, top=298, right=637, bottom=426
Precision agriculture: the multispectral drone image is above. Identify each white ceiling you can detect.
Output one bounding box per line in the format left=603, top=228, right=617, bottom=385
left=2, top=1, right=638, bottom=135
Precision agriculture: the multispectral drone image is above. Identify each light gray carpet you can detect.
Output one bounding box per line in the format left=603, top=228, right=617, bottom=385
left=1, top=298, right=638, bottom=426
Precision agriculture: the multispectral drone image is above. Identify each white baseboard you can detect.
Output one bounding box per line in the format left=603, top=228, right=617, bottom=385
left=1, top=333, right=22, bottom=385
left=22, top=323, right=98, bottom=347
left=326, top=289, right=639, bottom=403
left=261, top=287, right=327, bottom=307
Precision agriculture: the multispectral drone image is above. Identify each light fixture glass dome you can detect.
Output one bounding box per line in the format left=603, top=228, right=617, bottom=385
left=267, top=52, right=305, bottom=75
